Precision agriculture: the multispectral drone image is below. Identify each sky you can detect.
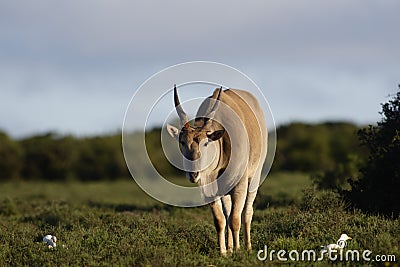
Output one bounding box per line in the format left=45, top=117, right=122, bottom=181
left=1, top=0, right=399, bottom=138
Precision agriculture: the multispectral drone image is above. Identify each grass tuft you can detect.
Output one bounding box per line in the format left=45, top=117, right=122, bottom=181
left=0, top=174, right=399, bottom=266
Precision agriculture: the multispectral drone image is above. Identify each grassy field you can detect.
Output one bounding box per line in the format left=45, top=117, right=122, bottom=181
left=0, top=173, right=399, bottom=266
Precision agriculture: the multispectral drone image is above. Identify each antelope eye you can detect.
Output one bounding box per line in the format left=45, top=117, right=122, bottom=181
left=203, top=142, right=209, bottom=147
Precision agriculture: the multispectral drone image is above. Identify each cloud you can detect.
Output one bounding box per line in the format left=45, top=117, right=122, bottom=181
left=2, top=1, right=399, bottom=65
left=0, top=1, right=399, bottom=136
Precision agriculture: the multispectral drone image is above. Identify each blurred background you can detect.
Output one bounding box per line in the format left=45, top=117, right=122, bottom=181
left=0, top=1, right=399, bottom=209
left=1, top=1, right=399, bottom=138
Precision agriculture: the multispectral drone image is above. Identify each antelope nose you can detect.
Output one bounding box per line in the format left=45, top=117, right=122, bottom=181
left=187, top=172, right=200, bottom=183
left=190, top=172, right=199, bottom=178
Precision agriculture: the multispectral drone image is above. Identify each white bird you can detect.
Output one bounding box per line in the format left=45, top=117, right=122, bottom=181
left=321, top=234, right=352, bottom=254
left=43, top=235, right=57, bottom=249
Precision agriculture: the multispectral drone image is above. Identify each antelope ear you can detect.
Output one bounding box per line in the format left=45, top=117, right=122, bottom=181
left=207, top=129, right=225, bottom=141
left=167, top=124, right=180, bottom=140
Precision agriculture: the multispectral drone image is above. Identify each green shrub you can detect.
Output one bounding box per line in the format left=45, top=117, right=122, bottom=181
left=346, top=88, right=400, bottom=216
left=300, top=188, right=345, bottom=213
left=0, top=132, right=23, bottom=180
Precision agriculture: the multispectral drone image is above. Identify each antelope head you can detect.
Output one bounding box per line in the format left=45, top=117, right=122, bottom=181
left=167, top=85, right=225, bottom=183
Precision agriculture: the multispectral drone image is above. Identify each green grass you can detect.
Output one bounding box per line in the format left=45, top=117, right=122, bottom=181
left=0, top=178, right=159, bottom=209
left=0, top=173, right=399, bottom=266
left=256, top=172, right=311, bottom=208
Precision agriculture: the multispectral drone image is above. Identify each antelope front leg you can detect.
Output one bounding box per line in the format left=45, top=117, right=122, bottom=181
left=221, top=195, right=233, bottom=253
left=229, top=176, right=248, bottom=252
left=210, top=199, right=227, bottom=255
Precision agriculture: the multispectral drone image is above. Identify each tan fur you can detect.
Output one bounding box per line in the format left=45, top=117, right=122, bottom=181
left=167, top=88, right=267, bottom=255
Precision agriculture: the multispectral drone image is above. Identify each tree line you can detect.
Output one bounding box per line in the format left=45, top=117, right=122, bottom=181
left=0, top=132, right=128, bottom=181
left=2, top=86, right=399, bottom=215
left=0, top=121, right=365, bottom=181
left=1, top=88, right=399, bottom=216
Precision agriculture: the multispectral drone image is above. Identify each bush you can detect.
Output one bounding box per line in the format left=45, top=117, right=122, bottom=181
left=0, top=132, right=23, bottom=180
left=75, top=135, right=128, bottom=181
left=273, top=122, right=363, bottom=173
left=300, top=188, right=345, bottom=213
left=312, top=154, right=362, bottom=191
left=20, top=133, right=79, bottom=180
left=346, top=87, right=400, bottom=216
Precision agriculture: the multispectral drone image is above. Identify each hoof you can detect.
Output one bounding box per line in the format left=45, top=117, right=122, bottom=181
left=220, top=249, right=227, bottom=257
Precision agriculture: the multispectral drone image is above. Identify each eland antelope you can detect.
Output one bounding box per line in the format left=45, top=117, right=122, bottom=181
left=167, top=85, right=267, bottom=255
